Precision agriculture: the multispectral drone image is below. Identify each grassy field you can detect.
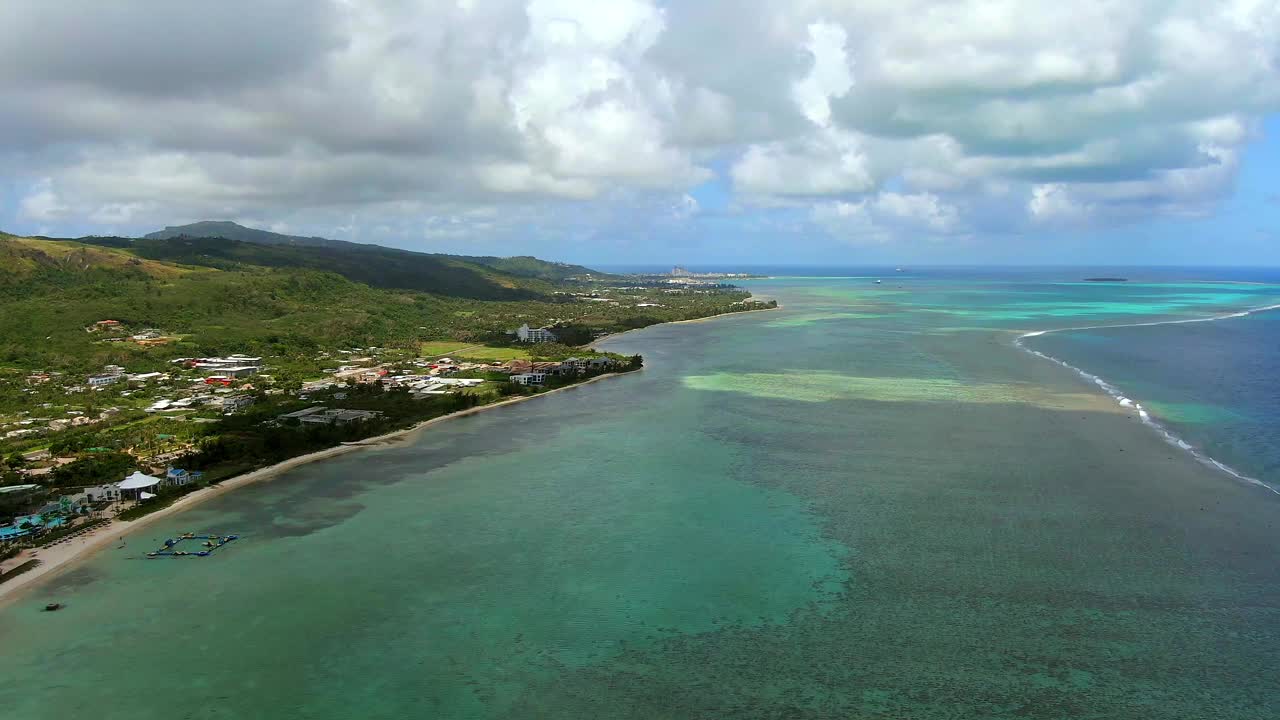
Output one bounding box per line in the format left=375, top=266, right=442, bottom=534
left=454, top=346, right=531, bottom=361
left=419, top=342, right=531, bottom=361
left=418, top=341, right=475, bottom=356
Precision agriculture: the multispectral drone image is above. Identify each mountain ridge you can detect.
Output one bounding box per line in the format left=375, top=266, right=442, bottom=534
left=143, top=221, right=603, bottom=281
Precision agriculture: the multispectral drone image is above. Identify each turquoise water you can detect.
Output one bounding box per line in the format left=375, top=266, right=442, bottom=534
left=4, top=272, right=1280, bottom=718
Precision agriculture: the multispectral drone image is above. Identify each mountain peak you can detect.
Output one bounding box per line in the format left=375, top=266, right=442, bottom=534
left=144, top=221, right=346, bottom=249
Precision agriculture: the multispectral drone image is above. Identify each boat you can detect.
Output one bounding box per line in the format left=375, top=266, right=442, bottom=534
left=875, top=279, right=882, bottom=284
left=43, top=603, right=62, bottom=612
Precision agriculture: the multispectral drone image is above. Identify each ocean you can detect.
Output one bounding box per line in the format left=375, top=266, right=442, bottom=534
left=1023, top=304, right=1280, bottom=492
left=2, top=269, right=1280, bottom=719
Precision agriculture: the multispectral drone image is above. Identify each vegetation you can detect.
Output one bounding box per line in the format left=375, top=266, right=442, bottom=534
left=50, top=452, right=135, bottom=488
left=0, top=222, right=774, bottom=532
left=0, top=228, right=766, bottom=375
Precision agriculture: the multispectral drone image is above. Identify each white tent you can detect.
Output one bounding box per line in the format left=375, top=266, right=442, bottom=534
left=119, top=471, right=162, bottom=490
left=139, top=491, right=157, bottom=500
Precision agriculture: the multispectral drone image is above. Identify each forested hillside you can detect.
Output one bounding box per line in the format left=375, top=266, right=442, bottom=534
left=0, top=229, right=760, bottom=374
left=144, top=221, right=604, bottom=282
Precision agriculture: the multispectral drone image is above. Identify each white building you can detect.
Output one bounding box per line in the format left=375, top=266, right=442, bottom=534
left=88, top=373, right=124, bottom=388
left=515, top=324, right=558, bottom=343
left=78, top=483, right=121, bottom=503
left=196, top=364, right=258, bottom=378
left=510, top=372, right=547, bottom=386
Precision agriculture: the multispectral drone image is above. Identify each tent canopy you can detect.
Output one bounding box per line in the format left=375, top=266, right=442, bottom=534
left=139, top=491, right=157, bottom=500
left=119, top=471, right=161, bottom=490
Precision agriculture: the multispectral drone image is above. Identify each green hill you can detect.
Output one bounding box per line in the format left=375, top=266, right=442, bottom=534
left=146, top=220, right=353, bottom=249
left=0, top=227, right=756, bottom=376
left=144, top=221, right=605, bottom=283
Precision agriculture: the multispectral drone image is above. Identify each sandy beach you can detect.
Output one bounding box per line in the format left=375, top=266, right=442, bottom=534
left=0, top=371, right=629, bottom=607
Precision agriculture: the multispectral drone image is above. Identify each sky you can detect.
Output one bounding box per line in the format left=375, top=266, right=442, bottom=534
left=1, top=0, right=1277, bottom=266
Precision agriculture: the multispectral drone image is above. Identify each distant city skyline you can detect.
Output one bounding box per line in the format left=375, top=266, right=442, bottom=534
left=2, top=1, right=1277, bottom=266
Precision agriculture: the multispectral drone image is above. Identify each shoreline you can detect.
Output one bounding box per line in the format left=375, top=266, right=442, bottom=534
left=589, top=303, right=781, bottom=348
left=0, top=371, right=632, bottom=608
left=1014, top=302, right=1280, bottom=497
left=0, top=303, right=779, bottom=608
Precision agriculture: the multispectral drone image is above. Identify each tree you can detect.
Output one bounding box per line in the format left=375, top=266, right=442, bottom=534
left=49, top=451, right=134, bottom=488
left=3, top=452, right=26, bottom=471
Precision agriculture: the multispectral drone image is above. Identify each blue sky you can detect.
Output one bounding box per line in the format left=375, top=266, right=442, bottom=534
left=2, top=1, right=1278, bottom=267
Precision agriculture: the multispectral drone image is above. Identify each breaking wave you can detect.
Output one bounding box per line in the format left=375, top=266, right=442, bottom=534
left=1015, top=303, right=1280, bottom=496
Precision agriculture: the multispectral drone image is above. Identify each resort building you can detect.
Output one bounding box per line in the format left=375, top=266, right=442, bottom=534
left=515, top=324, right=558, bottom=343
left=510, top=372, right=547, bottom=386
left=80, top=483, right=121, bottom=503
left=118, top=471, right=164, bottom=500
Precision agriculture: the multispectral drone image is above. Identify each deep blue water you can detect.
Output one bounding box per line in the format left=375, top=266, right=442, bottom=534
left=1028, top=300, right=1280, bottom=490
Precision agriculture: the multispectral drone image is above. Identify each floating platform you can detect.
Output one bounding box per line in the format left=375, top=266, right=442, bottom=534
left=146, top=532, right=239, bottom=558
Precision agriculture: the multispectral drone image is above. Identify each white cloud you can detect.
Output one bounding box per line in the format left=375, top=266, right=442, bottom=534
left=1, top=0, right=1277, bottom=250
left=19, top=179, right=70, bottom=222
left=813, top=191, right=964, bottom=245
left=791, top=22, right=854, bottom=127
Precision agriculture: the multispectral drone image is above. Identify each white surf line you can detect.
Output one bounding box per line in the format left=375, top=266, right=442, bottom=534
left=1015, top=303, right=1280, bottom=496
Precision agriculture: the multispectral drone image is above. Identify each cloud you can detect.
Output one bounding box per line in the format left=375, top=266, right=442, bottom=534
left=19, top=179, right=70, bottom=222
left=1, top=0, right=1278, bottom=251
left=813, top=191, right=964, bottom=245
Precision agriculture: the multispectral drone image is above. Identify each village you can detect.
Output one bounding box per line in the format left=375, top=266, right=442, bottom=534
left=0, top=319, right=639, bottom=577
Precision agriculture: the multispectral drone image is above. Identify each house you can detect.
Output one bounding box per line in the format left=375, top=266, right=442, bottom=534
left=502, top=359, right=534, bottom=374
left=198, top=365, right=258, bottom=378
left=165, top=468, right=203, bottom=486
left=515, top=324, right=558, bottom=343
left=88, top=373, right=124, bottom=388
left=221, top=394, right=256, bottom=414
left=510, top=372, right=547, bottom=386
